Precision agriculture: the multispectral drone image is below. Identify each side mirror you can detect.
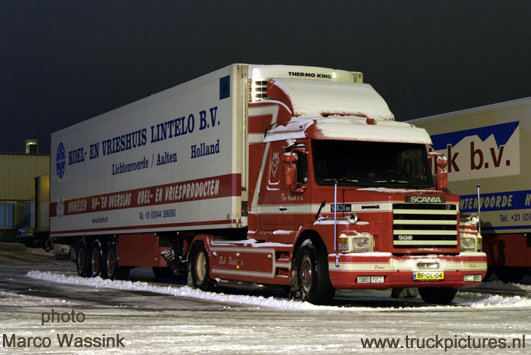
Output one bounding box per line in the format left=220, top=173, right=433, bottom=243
left=281, top=152, right=298, bottom=164
left=282, top=152, right=298, bottom=190
left=282, top=152, right=306, bottom=193
left=429, top=152, right=448, bottom=191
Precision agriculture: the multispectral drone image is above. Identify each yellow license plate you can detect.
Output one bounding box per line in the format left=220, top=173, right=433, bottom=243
left=413, top=271, right=444, bottom=281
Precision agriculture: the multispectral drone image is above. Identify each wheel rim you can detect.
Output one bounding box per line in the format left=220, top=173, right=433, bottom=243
left=195, top=251, right=207, bottom=283
left=300, top=254, right=313, bottom=293
left=106, top=248, right=115, bottom=276
left=91, top=247, right=100, bottom=275
left=77, top=246, right=86, bottom=271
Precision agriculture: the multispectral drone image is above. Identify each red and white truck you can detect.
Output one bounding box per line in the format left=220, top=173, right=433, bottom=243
left=411, top=97, right=531, bottom=283
left=50, top=64, right=486, bottom=304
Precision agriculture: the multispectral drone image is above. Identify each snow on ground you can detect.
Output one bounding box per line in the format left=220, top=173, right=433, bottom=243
left=0, top=270, right=529, bottom=354
left=0, top=291, right=79, bottom=307
left=0, top=242, right=27, bottom=252
left=27, top=270, right=531, bottom=311
left=26, top=270, right=324, bottom=311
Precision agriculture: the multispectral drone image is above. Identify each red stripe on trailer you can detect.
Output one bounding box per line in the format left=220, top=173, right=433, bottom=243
left=50, top=219, right=237, bottom=236
left=50, top=173, right=241, bottom=217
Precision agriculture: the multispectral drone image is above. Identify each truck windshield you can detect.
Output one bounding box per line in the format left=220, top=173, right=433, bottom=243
left=312, top=140, right=434, bottom=188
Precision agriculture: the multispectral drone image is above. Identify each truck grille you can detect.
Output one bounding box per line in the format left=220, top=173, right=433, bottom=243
left=392, top=203, right=458, bottom=249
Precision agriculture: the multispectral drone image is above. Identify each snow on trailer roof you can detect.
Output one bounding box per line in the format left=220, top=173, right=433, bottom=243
left=267, top=79, right=394, bottom=120
left=264, top=78, right=432, bottom=144
left=265, top=116, right=433, bottom=144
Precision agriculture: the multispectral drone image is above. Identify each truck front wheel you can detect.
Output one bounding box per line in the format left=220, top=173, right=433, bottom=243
left=76, top=240, right=90, bottom=277
left=189, top=242, right=215, bottom=292
left=419, top=287, right=457, bottom=305
left=295, top=239, right=335, bottom=305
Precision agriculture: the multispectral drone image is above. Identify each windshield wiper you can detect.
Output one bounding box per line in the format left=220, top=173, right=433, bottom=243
left=375, top=179, right=409, bottom=184
left=322, top=177, right=359, bottom=183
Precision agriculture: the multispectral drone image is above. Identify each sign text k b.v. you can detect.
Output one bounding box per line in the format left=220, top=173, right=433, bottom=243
left=429, top=122, right=520, bottom=182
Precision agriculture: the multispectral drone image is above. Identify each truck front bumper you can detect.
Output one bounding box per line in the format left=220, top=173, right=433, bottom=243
left=328, top=252, right=487, bottom=289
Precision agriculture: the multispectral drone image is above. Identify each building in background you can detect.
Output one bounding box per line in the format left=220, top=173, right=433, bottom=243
left=0, top=152, right=49, bottom=242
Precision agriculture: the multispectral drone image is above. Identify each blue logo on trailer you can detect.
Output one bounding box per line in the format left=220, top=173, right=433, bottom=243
left=56, top=142, right=66, bottom=179
left=430, top=121, right=519, bottom=150
left=219, top=76, right=230, bottom=100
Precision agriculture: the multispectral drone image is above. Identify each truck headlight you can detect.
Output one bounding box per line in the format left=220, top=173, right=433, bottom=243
left=460, top=236, right=476, bottom=251
left=339, top=234, right=373, bottom=253
left=352, top=235, right=372, bottom=252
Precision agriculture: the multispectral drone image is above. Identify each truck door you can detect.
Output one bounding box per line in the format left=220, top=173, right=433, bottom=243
left=256, top=140, right=311, bottom=244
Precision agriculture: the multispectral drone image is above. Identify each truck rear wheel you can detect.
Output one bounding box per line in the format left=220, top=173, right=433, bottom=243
left=102, top=241, right=130, bottom=280
left=295, top=239, right=335, bottom=305
left=76, top=240, right=90, bottom=277
left=419, top=287, right=457, bottom=305
left=189, top=242, right=215, bottom=292
left=90, top=240, right=103, bottom=277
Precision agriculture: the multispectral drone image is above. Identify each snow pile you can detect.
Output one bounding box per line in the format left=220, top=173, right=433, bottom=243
left=27, top=271, right=322, bottom=310
left=26, top=271, right=531, bottom=310
left=468, top=294, right=531, bottom=308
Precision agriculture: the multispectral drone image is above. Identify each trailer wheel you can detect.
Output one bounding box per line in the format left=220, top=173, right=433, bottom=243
left=296, top=239, right=335, bottom=305
left=103, top=241, right=130, bottom=280
left=76, top=240, right=90, bottom=277
left=189, top=242, right=215, bottom=292
left=90, top=240, right=103, bottom=277
left=419, top=287, right=457, bottom=305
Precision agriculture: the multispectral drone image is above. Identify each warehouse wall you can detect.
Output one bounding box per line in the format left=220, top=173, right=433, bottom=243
left=0, top=153, right=50, bottom=241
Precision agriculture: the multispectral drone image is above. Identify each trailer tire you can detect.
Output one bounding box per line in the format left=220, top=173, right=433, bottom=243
left=295, top=239, right=335, bottom=305
left=103, top=241, right=130, bottom=280
left=419, top=287, right=457, bottom=305
left=189, top=242, right=215, bottom=292
left=90, top=240, right=103, bottom=277
left=76, top=240, right=90, bottom=277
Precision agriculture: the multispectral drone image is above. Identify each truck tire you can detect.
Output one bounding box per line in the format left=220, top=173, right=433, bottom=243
left=76, top=240, right=90, bottom=277
left=419, top=287, right=457, bottom=305
left=189, top=242, right=215, bottom=292
left=295, top=239, right=335, bottom=305
left=102, top=241, right=130, bottom=280
left=90, top=240, right=103, bottom=277
left=494, top=267, right=527, bottom=284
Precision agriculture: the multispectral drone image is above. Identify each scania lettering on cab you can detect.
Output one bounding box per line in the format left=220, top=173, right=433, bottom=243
left=50, top=64, right=487, bottom=304
left=410, top=97, right=531, bottom=283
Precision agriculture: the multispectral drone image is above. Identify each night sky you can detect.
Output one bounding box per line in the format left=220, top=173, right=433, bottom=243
left=2, top=1, right=531, bottom=154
